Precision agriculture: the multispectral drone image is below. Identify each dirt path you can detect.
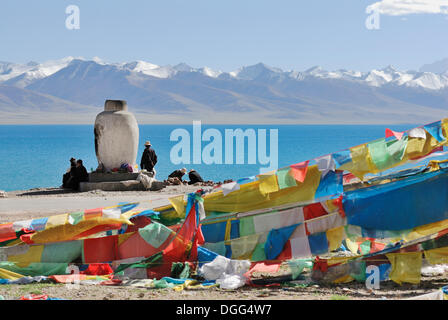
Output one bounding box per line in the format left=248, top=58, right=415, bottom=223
left=0, top=273, right=446, bottom=300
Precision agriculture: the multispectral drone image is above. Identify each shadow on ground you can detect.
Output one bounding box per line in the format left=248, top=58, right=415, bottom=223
left=16, top=188, right=79, bottom=197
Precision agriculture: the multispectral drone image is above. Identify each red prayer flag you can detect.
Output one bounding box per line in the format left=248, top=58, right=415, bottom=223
left=163, top=201, right=199, bottom=265
left=289, top=160, right=309, bottom=183
left=0, top=223, right=16, bottom=242
left=369, top=242, right=386, bottom=254
left=84, top=207, right=103, bottom=220
left=139, top=196, right=202, bottom=279
left=81, top=263, right=114, bottom=275
left=385, top=128, right=404, bottom=140
left=246, top=261, right=281, bottom=276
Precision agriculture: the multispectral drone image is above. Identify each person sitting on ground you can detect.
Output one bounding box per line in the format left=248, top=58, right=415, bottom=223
left=168, top=168, right=187, bottom=180
left=71, top=159, right=89, bottom=191
left=62, top=157, right=77, bottom=188
left=167, top=168, right=187, bottom=185
left=188, top=169, right=204, bottom=185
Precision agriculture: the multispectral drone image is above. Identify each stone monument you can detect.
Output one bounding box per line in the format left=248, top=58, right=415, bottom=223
left=79, top=99, right=165, bottom=192
left=94, top=100, right=139, bottom=171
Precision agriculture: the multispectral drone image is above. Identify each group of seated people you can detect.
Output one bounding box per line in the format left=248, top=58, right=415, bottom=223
left=62, top=158, right=204, bottom=190
left=62, top=157, right=89, bottom=191
left=168, top=168, right=204, bottom=185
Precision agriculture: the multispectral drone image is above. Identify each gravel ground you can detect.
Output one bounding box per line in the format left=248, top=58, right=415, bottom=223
left=0, top=273, right=446, bottom=300
left=0, top=186, right=201, bottom=223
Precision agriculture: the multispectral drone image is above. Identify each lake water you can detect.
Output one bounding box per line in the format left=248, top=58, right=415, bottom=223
left=0, top=124, right=419, bottom=191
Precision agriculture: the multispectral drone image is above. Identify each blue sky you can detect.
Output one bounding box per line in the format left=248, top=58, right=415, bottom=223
left=0, top=0, right=447, bottom=72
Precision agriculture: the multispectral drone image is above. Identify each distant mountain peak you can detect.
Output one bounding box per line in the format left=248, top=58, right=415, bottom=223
left=381, top=65, right=398, bottom=73
left=199, top=66, right=222, bottom=78
left=250, top=62, right=282, bottom=72
left=123, top=60, right=159, bottom=71
left=231, top=62, right=283, bottom=80
left=92, top=56, right=106, bottom=65
left=173, top=62, right=193, bottom=72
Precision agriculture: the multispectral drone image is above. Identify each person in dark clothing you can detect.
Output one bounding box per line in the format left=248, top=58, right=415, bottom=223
left=68, top=159, right=89, bottom=191
left=62, top=157, right=77, bottom=188
left=167, top=168, right=187, bottom=185
left=140, top=141, right=158, bottom=175
left=188, top=169, right=204, bottom=185
left=168, top=168, right=187, bottom=180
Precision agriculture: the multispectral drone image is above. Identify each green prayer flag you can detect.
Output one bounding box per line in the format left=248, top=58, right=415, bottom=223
left=0, top=261, right=69, bottom=277
left=153, top=278, right=176, bottom=289
left=171, top=262, right=190, bottom=279
left=344, top=225, right=362, bottom=240
left=239, top=217, right=255, bottom=237
left=287, top=259, right=313, bottom=280
left=114, top=252, right=163, bottom=274
left=359, top=240, right=371, bottom=255
left=276, top=168, right=298, bottom=189
left=387, top=136, right=408, bottom=162
left=251, top=242, right=267, bottom=262
left=368, top=136, right=408, bottom=171
left=202, top=241, right=226, bottom=257
left=42, top=240, right=83, bottom=263
left=139, top=222, right=173, bottom=248
left=368, top=138, right=393, bottom=170
left=68, top=211, right=84, bottom=225
left=349, top=261, right=366, bottom=282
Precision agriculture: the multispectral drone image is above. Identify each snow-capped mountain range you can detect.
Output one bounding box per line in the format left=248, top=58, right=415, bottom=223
left=0, top=57, right=447, bottom=124
left=2, top=56, right=448, bottom=90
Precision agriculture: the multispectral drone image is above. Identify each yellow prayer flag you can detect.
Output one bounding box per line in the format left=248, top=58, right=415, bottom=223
left=224, top=218, right=233, bottom=242
left=24, top=217, right=131, bottom=244
left=168, top=195, right=186, bottom=218
left=0, top=267, right=24, bottom=280
left=403, top=218, right=448, bottom=242
left=203, top=165, right=321, bottom=213
left=326, top=255, right=357, bottom=266
left=441, top=118, right=448, bottom=143
left=386, top=252, right=422, bottom=285
left=333, top=275, right=354, bottom=284
left=258, top=174, right=279, bottom=195
left=424, top=247, right=448, bottom=265
left=326, top=226, right=345, bottom=251
left=46, top=214, right=68, bottom=228
left=404, top=133, right=440, bottom=160
left=8, top=245, right=45, bottom=268
left=230, top=234, right=260, bottom=260
left=339, top=144, right=377, bottom=180
left=344, top=238, right=359, bottom=254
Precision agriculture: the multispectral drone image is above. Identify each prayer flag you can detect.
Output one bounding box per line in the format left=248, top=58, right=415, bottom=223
left=290, top=161, right=309, bottom=183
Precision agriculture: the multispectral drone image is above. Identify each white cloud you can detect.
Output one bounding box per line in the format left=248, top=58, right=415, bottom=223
left=367, top=0, right=448, bottom=16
